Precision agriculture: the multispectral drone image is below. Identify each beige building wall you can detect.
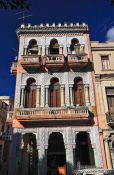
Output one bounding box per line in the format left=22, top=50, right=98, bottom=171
left=91, top=41, right=114, bottom=169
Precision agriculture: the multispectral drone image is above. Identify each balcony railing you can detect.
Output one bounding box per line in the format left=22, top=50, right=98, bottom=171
left=106, top=112, right=114, bottom=126
left=15, top=106, right=89, bottom=120
left=45, top=55, right=64, bottom=68
left=11, top=62, right=17, bottom=74
left=7, top=111, right=13, bottom=120
left=20, top=55, right=41, bottom=68
left=68, top=54, right=88, bottom=62
left=67, top=54, right=89, bottom=68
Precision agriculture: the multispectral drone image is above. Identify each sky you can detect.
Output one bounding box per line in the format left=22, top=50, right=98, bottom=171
left=0, top=0, right=114, bottom=99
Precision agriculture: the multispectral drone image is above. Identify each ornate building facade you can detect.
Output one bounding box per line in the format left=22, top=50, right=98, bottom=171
left=9, top=23, right=107, bottom=175
left=92, top=41, right=114, bottom=170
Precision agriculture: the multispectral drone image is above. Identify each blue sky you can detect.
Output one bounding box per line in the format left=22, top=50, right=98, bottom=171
left=0, top=0, right=114, bottom=99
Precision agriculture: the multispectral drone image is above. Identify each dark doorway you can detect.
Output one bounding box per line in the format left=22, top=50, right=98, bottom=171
left=47, top=132, right=66, bottom=175
left=49, top=39, right=59, bottom=55
left=75, top=132, right=95, bottom=169
left=20, top=133, right=38, bottom=175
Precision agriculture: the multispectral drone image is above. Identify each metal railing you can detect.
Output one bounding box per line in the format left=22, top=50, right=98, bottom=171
left=106, top=112, right=114, bottom=124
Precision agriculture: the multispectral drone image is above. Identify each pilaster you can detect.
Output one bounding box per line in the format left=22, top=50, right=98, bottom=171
left=36, top=85, right=41, bottom=107
left=104, top=138, right=112, bottom=169
left=20, top=86, right=25, bottom=108
left=61, top=85, right=65, bottom=107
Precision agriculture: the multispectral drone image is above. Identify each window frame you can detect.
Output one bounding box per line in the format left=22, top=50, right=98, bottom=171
left=101, top=55, right=110, bottom=71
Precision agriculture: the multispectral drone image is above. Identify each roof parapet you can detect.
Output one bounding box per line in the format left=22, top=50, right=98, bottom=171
left=17, top=22, right=89, bottom=36
left=20, top=22, right=88, bottom=28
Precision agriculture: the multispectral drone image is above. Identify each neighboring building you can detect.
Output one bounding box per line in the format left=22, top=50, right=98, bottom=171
left=9, top=23, right=111, bottom=175
left=0, top=96, right=12, bottom=166
left=91, top=41, right=114, bottom=170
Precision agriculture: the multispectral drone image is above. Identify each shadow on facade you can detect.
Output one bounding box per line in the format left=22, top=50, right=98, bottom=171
left=7, top=130, right=97, bottom=175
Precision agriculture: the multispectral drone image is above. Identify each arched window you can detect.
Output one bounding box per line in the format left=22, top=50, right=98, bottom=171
left=49, top=78, right=61, bottom=107
left=70, top=38, right=80, bottom=54
left=25, top=78, right=36, bottom=108
left=49, top=39, right=59, bottom=55
left=28, top=39, right=38, bottom=55
left=73, top=77, right=85, bottom=106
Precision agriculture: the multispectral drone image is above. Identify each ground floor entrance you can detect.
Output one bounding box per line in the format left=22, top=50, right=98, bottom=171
left=9, top=126, right=103, bottom=175
left=47, top=132, right=66, bottom=175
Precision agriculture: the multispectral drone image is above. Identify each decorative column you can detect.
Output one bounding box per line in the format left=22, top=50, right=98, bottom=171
left=69, top=85, right=73, bottom=106
left=92, top=144, right=99, bottom=167
left=67, top=45, right=70, bottom=54
left=66, top=147, right=74, bottom=175
left=65, top=128, right=74, bottom=175
left=63, top=36, right=67, bottom=56
left=23, top=45, right=27, bottom=55
left=37, top=128, right=47, bottom=175
left=38, top=46, right=42, bottom=55
left=61, top=85, right=65, bottom=107
left=45, top=86, right=49, bottom=107
left=84, top=85, right=90, bottom=106
left=20, top=86, right=25, bottom=108
left=36, top=86, right=41, bottom=107
left=46, top=46, right=49, bottom=55
left=59, top=45, right=63, bottom=54
left=104, top=138, right=112, bottom=169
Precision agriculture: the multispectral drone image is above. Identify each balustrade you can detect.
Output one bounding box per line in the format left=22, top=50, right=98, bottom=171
left=21, top=55, right=41, bottom=63
left=45, top=55, right=64, bottom=62
left=11, top=62, right=17, bottom=74
left=68, top=54, right=88, bottom=62
left=7, top=111, right=13, bottom=120
left=16, top=106, right=89, bottom=120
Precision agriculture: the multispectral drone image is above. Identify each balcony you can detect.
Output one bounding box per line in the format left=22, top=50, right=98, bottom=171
left=67, top=54, right=89, bottom=68
left=20, top=55, right=41, bottom=69
left=11, top=62, right=17, bottom=75
left=6, top=111, right=13, bottom=123
left=45, top=55, right=64, bottom=68
left=15, top=106, right=90, bottom=122
left=106, top=112, right=114, bottom=127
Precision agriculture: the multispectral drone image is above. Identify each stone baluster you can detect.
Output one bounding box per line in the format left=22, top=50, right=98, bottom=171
left=104, top=138, right=112, bottom=169
left=45, top=86, right=49, bottom=107
left=69, top=85, right=73, bottom=106
left=36, top=86, right=41, bottom=107
left=85, top=85, right=90, bottom=106
left=20, top=86, right=25, bottom=108
left=61, top=85, right=65, bottom=107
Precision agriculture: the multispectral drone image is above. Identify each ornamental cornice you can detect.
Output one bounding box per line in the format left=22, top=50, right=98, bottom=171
left=18, top=33, right=85, bottom=37
left=16, top=23, right=88, bottom=36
